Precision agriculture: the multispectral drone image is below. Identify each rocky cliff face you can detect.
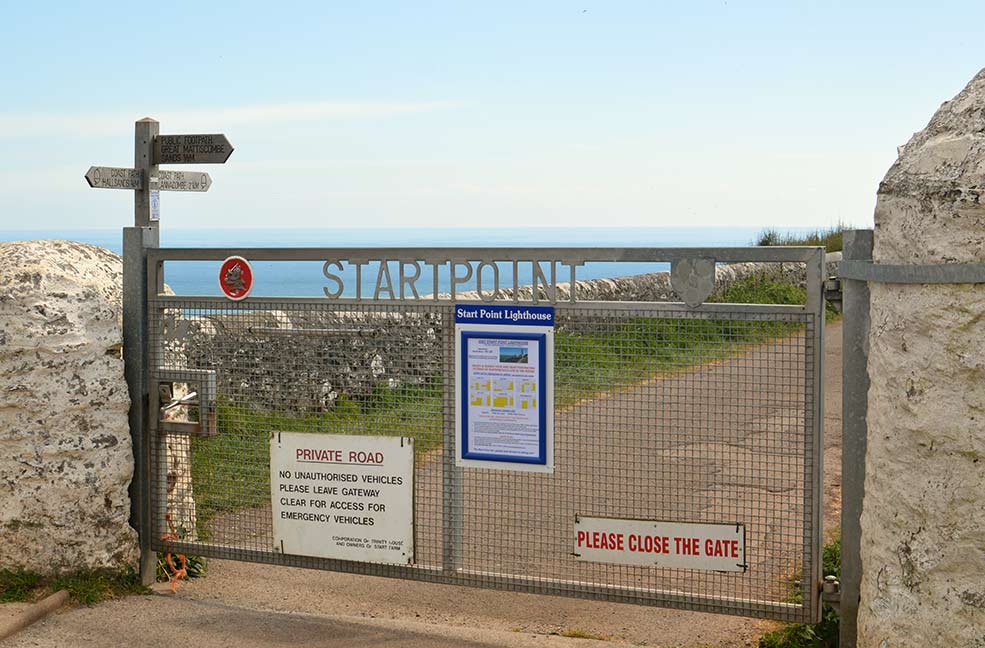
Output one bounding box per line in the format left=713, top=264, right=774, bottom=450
left=0, top=240, right=138, bottom=572
left=860, top=69, right=985, bottom=646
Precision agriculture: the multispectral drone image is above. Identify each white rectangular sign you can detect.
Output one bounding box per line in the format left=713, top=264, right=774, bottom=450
left=574, top=517, right=746, bottom=572
left=270, top=432, right=414, bottom=564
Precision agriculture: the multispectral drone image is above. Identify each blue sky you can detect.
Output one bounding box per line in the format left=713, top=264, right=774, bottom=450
left=0, top=1, right=982, bottom=230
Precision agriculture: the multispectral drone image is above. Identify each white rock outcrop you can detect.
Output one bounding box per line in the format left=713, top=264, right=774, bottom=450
left=0, top=240, right=138, bottom=572
left=859, top=69, right=985, bottom=646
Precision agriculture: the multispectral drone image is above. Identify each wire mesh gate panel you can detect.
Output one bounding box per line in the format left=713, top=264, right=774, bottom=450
left=144, top=246, right=824, bottom=623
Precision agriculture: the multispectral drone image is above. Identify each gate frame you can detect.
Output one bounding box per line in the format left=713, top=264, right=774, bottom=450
left=128, top=243, right=826, bottom=623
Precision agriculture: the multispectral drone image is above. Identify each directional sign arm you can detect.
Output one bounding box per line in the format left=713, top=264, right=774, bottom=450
left=155, top=134, right=234, bottom=164
left=85, top=166, right=141, bottom=190
left=84, top=166, right=212, bottom=192
left=158, top=170, right=212, bottom=192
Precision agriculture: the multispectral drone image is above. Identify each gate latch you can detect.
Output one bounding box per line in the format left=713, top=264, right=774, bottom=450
left=821, top=575, right=841, bottom=611
left=156, top=368, right=217, bottom=437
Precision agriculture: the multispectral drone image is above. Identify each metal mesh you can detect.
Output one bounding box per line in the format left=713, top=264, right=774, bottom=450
left=148, top=298, right=818, bottom=622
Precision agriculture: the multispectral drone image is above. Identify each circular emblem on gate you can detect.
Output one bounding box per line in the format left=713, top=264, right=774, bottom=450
left=219, top=256, right=253, bottom=301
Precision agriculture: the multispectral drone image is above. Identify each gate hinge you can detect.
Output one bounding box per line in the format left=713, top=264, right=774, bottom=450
left=820, top=575, right=841, bottom=610
left=823, top=277, right=842, bottom=312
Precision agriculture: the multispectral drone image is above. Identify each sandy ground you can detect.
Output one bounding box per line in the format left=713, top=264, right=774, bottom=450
left=3, top=322, right=843, bottom=648
left=0, top=602, right=31, bottom=628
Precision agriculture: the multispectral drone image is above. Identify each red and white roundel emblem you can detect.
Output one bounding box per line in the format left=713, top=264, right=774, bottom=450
left=218, top=256, right=253, bottom=301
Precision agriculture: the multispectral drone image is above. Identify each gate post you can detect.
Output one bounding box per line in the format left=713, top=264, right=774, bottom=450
left=839, top=229, right=872, bottom=648
left=124, top=118, right=161, bottom=586
left=441, top=314, right=463, bottom=572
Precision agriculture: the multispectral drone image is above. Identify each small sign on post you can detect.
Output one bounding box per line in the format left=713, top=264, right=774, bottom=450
left=149, top=181, right=160, bottom=222
left=218, top=256, right=254, bottom=301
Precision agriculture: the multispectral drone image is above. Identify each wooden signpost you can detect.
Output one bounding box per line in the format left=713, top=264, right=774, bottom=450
left=87, top=117, right=236, bottom=586
left=84, top=118, right=233, bottom=225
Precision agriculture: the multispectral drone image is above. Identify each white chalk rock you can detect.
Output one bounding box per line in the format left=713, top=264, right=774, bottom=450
left=860, top=69, right=985, bottom=646
left=0, top=240, right=138, bottom=572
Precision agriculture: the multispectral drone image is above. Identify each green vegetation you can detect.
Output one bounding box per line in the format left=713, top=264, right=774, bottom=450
left=714, top=272, right=840, bottom=322
left=192, top=276, right=810, bottom=515
left=190, top=382, right=443, bottom=525
left=554, top=315, right=803, bottom=406
left=157, top=552, right=208, bottom=582
left=0, top=567, right=147, bottom=605
left=712, top=273, right=807, bottom=307
left=754, top=224, right=848, bottom=253
left=189, top=276, right=820, bottom=537
left=758, top=537, right=842, bottom=648
left=0, top=568, right=41, bottom=602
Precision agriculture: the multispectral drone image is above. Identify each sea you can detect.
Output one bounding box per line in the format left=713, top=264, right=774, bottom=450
left=0, top=227, right=794, bottom=298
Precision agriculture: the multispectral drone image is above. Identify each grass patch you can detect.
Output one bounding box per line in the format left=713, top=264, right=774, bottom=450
left=713, top=273, right=840, bottom=322
left=754, top=224, right=848, bottom=253
left=0, top=568, right=147, bottom=605
left=757, top=537, right=841, bottom=648
left=0, top=568, right=41, bottom=602
left=712, top=274, right=807, bottom=307
left=157, top=552, right=208, bottom=582
left=554, top=314, right=801, bottom=405
left=190, top=382, right=443, bottom=522
left=555, top=276, right=809, bottom=405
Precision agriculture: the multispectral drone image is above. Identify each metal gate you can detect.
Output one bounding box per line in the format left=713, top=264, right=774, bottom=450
left=137, top=245, right=824, bottom=623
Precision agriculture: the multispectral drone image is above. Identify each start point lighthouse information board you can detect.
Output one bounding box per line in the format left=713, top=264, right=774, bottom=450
left=455, top=304, right=554, bottom=472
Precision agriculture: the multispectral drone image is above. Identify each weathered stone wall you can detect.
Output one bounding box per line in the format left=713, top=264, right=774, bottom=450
left=859, top=69, right=985, bottom=646
left=0, top=240, right=138, bottom=572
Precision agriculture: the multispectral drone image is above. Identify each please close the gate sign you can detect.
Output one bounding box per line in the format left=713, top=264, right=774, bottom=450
left=574, top=516, right=746, bottom=572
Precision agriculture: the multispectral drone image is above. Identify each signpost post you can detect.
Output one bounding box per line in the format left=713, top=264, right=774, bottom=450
left=90, top=118, right=234, bottom=586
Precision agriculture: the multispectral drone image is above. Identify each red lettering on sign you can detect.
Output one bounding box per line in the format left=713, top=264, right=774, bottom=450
left=349, top=451, right=384, bottom=464
left=705, top=538, right=739, bottom=558
left=628, top=534, right=670, bottom=554
left=578, top=531, right=625, bottom=551
left=674, top=537, right=701, bottom=555
left=296, top=448, right=342, bottom=462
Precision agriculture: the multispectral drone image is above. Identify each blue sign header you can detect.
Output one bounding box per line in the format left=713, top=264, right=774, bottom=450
left=454, top=304, right=554, bottom=327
